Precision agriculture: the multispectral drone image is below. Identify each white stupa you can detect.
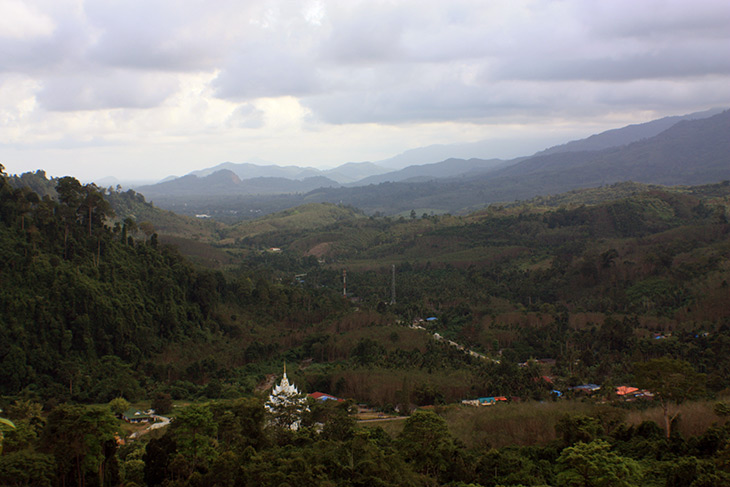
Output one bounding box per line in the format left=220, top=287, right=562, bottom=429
left=264, top=364, right=309, bottom=430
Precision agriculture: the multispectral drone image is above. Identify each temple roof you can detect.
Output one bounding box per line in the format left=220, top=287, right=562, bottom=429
left=268, top=364, right=302, bottom=400
left=271, top=371, right=299, bottom=396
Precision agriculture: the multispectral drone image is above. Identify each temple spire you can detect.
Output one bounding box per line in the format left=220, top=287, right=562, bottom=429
left=265, top=361, right=308, bottom=430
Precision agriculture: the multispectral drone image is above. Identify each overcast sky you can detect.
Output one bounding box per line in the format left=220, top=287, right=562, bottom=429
left=1, top=0, right=728, bottom=182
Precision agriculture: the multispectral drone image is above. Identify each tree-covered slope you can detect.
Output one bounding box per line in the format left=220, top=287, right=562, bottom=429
left=0, top=168, right=219, bottom=400
left=0, top=166, right=352, bottom=401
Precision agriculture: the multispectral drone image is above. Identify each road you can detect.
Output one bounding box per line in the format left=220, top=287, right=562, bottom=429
left=129, top=414, right=170, bottom=439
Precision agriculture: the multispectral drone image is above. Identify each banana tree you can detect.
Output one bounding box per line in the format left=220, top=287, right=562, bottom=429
left=0, top=416, right=16, bottom=454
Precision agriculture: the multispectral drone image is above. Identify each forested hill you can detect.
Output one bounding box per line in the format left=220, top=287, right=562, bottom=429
left=6, top=169, right=221, bottom=241
left=0, top=168, right=213, bottom=400
left=0, top=166, right=350, bottom=401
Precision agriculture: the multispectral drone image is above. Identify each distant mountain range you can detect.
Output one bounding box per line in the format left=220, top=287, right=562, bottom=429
left=140, top=170, right=340, bottom=197
left=534, top=107, right=724, bottom=156
left=348, top=158, right=510, bottom=186
left=135, top=108, right=729, bottom=219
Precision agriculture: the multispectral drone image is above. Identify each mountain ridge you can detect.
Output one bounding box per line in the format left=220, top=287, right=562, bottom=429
left=167, top=107, right=724, bottom=187
left=535, top=107, right=725, bottom=156
left=131, top=108, right=730, bottom=220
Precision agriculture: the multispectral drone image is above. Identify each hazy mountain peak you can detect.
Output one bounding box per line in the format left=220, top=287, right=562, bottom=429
left=321, top=161, right=389, bottom=183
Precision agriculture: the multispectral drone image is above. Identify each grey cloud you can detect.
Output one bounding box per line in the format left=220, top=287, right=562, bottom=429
left=2, top=2, right=240, bottom=76
left=302, top=78, right=543, bottom=125
left=303, top=72, right=730, bottom=126
left=297, top=1, right=730, bottom=124
left=319, top=2, right=501, bottom=65
left=321, top=7, right=406, bottom=64
left=38, top=71, right=178, bottom=111
left=576, top=0, right=730, bottom=40
left=89, top=36, right=222, bottom=72
left=84, top=1, right=229, bottom=71
left=3, top=0, right=729, bottom=125
left=593, top=78, right=730, bottom=110
left=0, top=12, right=91, bottom=74
left=212, top=43, right=322, bottom=99
left=495, top=46, right=730, bottom=82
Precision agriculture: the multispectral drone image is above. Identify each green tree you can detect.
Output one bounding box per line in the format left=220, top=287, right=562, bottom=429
left=121, top=216, right=137, bottom=244
left=121, top=458, right=146, bottom=487
left=170, top=404, right=218, bottom=476
left=313, top=401, right=355, bottom=442
left=6, top=400, right=43, bottom=422
left=214, top=397, right=266, bottom=452
left=714, top=402, right=730, bottom=417
left=55, top=176, right=84, bottom=259
left=0, top=450, right=55, bottom=487
left=151, top=392, right=173, bottom=415
left=398, top=410, right=457, bottom=480
left=1, top=422, right=38, bottom=454
left=80, top=183, right=112, bottom=238
left=557, top=439, right=641, bottom=487
left=665, top=456, right=730, bottom=487
left=91, top=356, right=144, bottom=402
left=555, top=415, right=603, bottom=446
left=633, top=357, right=706, bottom=438
left=476, top=448, right=548, bottom=487
left=109, top=398, right=130, bottom=416
left=143, top=434, right=177, bottom=487
left=40, top=405, right=118, bottom=487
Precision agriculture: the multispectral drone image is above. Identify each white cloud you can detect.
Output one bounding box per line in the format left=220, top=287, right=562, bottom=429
left=0, top=74, right=41, bottom=140
left=302, top=0, right=325, bottom=26
left=227, top=103, right=265, bottom=129
left=0, top=0, right=55, bottom=40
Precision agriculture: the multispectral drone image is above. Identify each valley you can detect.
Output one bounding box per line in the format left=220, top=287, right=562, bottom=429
left=2, top=109, right=730, bottom=486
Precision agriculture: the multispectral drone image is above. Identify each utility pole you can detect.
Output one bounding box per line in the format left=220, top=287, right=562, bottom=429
left=390, top=264, right=396, bottom=304
left=343, top=269, right=347, bottom=298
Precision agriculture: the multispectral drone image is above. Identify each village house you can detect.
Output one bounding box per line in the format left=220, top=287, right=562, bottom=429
left=461, top=396, right=508, bottom=407
left=122, top=408, right=153, bottom=424
left=308, top=392, right=343, bottom=402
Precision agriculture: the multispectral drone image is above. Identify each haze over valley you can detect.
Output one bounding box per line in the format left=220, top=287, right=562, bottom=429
left=134, top=107, right=730, bottom=221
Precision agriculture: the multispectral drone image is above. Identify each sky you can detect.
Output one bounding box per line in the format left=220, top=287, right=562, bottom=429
left=1, top=0, right=729, bottom=182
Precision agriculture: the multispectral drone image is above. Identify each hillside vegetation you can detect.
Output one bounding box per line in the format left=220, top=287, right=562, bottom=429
left=5, top=166, right=730, bottom=486
left=211, top=181, right=730, bottom=398
left=5, top=168, right=730, bottom=404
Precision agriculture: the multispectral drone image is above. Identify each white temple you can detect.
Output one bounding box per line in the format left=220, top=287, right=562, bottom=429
left=264, top=364, right=309, bottom=430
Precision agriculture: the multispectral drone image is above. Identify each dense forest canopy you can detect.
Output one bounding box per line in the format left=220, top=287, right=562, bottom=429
left=3, top=164, right=730, bottom=486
